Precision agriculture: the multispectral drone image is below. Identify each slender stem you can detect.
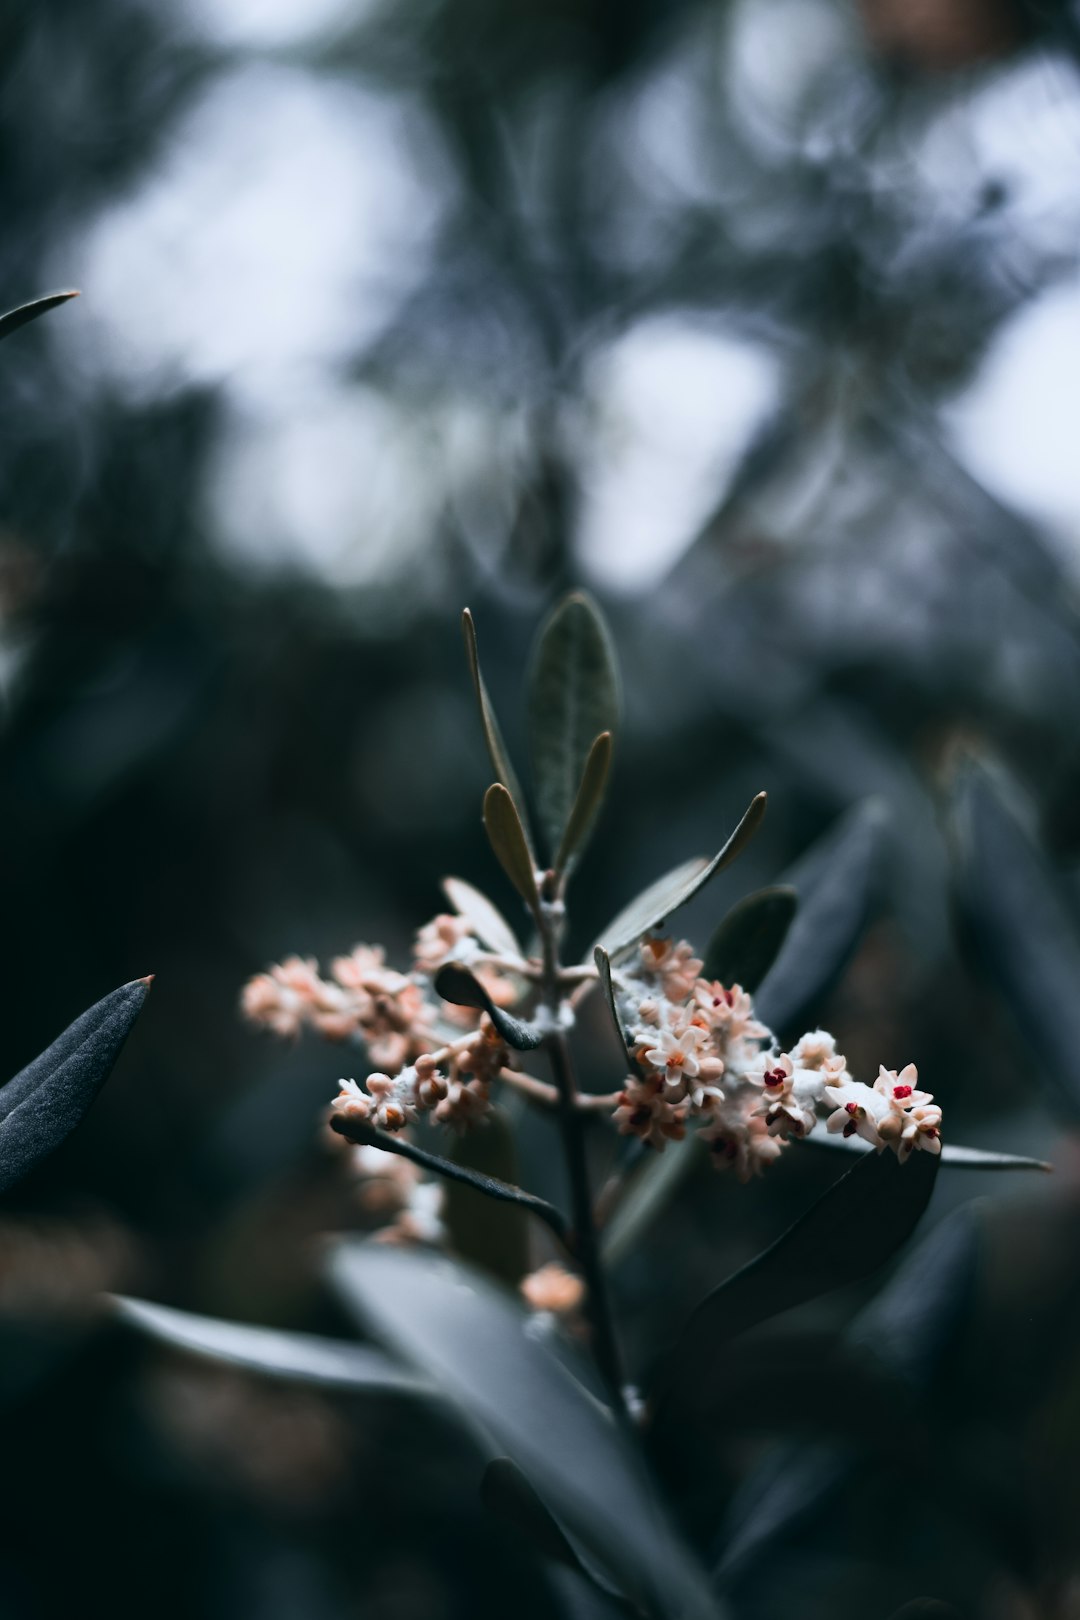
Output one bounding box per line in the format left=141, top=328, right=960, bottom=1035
left=499, top=1067, right=620, bottom=1115
left=545, top=1032, right=627, bottom=1413
left=330, top=1114, right=571, bottom=1250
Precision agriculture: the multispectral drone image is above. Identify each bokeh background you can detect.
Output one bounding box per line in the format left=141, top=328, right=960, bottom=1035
left=4, top=0, right=1080, bottom=1615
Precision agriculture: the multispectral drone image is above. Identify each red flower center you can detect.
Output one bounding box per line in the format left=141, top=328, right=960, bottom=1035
left=893, top=1084, right=913, bottom=1100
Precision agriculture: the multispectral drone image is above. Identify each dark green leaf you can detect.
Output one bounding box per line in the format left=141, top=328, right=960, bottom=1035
left=0, top=289, right=78, bottom=342
left=329, top=1243, right=721, bottom=1619
left=434, top=961, right=543, bottom=1050
left=442, top=876, right=521, bottom=958
left=483, top=783, right=540, bottom=911
left=755, top=800, right=885, bottom=1034
left=462, top=609, right=535, bottom=855
left=527, top=593, right=620, bottom=860
left=112, top=1295, right=427, bottom=1393
left=803, top=1129, right=1051, bottom=1172
left=951, top=761, right=1080, bottom=1122
left=481, top=1458, right=632, bottom=1604
left=593, top=792, right=767, bottom=960
left=702, top=886, right=797, bottom=992
left=445, top=1108, right=531, bottom=1285
left=0, top=978, right=151, bottom=1194
left=555, top=731, right=613, bottom=876
left=714, top=1206, right=980, bottom=1590
left=593, top=946, right=637, bottom=1068
left=650, top=1147, right=939, bottom=1422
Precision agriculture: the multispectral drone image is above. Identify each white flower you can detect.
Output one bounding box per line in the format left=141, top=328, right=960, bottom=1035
left=824, top=1080, right=887, bottom=1150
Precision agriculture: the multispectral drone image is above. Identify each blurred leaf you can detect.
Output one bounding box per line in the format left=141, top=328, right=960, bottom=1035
left=651, top=1148, right=940, bottom=1421
left=0, top=289, right=78, bottom=343
left=702, top=887, right=797, bottom=992
left=713, top=1206, right=980, bottom=1591
left=484, top=783, right=540, bottom=911
left=112, top=1295, right=427, bottom=1393
left=602, top=803, right=882, bottom=1264
left=804, top=1130, right=1051, bottom=1172
left=593, top=946, right=637, bottom=1068
left=463, top=608, right=534, bottom=854
left=329, top=1243, right=722, bottom=1619
left=555, top=731, right=613, bottom=876
left=755, top=800, right=886, bottom=1034
left=593, top=793, right=767, bottom=961
left=481, top=1457, right=628, bottom=1601
left=528, top=593, right=620, bottom=860
left=434, top=961, right=543, bottom=1050
left=0, top=978, right=151, bottom=1194
left=445, top=1109, right=531, bottom=1285
left=951, top=762, right=1080, bottom=1122
left=442, top=876, right=521, bottom=958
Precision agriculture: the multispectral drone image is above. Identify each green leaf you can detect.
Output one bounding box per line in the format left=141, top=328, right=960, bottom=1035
left=714, top=1206, right=980, bottom=1591
left=433, top=961, right=543, bottom=1050
left=702, top=886, right=797, bottom=992
left=462, top=609, right=535, bottom=854
left=803, top=1129, right=1051, bottom=1172
left=0, top=978, right=151, bottom=1194
left=0, top=289, right=78, bottom=343
left=329, top=1243, right=721, bottom=1619
left=481, top=1458, right=628, bottom=1601
left=444, top=1108, right=531, bottom=1286
left=755, top=800, right=885, bottom=1034
left=527, top=593, right=620, bottom=859
left=555, top=731, right=613, bottom=876
left=112, top=1295, right=426, bottom=1394
left=951, top=761, right=1080, bottom=1122
left=650, top=1147, right=940, bottom=1424
left=441, top=876, right=521, bottom=958
left=483, top=783, right=540, bottom=911
left=593, top=946, right=637, bottom=1069
left=593, top=792, right=767, bottom=960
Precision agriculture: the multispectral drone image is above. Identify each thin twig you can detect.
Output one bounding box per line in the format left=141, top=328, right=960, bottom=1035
left=330, top=1114, right=571, bottom=1249
left=499, top=1067, right=620, bottom=1115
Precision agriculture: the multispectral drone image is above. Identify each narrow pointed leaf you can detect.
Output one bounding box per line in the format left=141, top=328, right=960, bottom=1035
left=112, top=1295, right=426, bottom=1393
left=445, top=1109, right=531, bottom=1285
left=442, top=876, right=521, bottom=958
left=803, top=1129, right=1051, bottom=1172
left=951, top=762, right=1080, bottom=1121
left=755, top=799, right=885, bottom=1033
left=462, top=609, right=534, bottom=853
left=0, top=978, right=151, bottom=1194
left=650, top=1147, right=939, bottom=1421
left=555, top=731, right=613, bottom=876
left=528, top=593, right=620, bottom=859
left=330, top=1243, right=721, bottom=1619
left=593, top=792, right=767, bottom=960
left=0, top=289, right=78, bottom=343
left=484, top=783, right=540, bottom=910
left=434, top=962, right=543, bottom=1050
left=702, top=886, right=797, bottom=992
left=593, top=947, right=637, bottom=1068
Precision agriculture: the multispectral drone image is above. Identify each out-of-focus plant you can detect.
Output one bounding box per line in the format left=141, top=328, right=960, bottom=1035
left=115, top=593, right=1047, bottom=1619
left=0, top=288, right=150, bottom=1198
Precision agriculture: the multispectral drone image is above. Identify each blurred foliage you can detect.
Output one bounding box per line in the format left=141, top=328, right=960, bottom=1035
left=3, top=0, right=1080, bottom=1614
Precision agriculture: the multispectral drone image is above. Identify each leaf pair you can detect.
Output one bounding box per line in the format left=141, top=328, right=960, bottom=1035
left=465, top=594, right=619, bottom=898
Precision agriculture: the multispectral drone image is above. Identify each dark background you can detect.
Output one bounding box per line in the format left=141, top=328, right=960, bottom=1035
left=3, top=0, right=1080, bottom=1615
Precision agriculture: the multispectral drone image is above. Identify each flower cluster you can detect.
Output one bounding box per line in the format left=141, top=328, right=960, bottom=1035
left=242, top=912, right=516, bottom=1136
left=610, top=935, right=941, bottom=1179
